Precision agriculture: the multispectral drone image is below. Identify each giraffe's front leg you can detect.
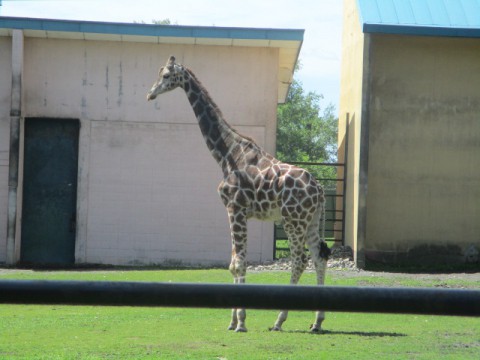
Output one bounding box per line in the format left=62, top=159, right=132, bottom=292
left=226, top=205, right=248, bottom=332
left=227, top=308, right=238, bottom=331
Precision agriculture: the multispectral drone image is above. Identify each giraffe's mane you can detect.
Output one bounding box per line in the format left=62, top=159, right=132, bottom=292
left=184, top=66, right=258, bottom=145
left=184, top=66, right=223, bottom=116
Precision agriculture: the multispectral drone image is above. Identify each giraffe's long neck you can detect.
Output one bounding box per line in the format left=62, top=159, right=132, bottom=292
left=182, top=68, right=254, bottom=173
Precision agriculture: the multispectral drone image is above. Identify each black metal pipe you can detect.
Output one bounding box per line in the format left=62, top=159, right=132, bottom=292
left=0, top=280, right=479, bottom=317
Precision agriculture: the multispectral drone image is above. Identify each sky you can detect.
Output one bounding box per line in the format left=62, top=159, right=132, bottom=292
left=0, top=0, right=344, bottom=110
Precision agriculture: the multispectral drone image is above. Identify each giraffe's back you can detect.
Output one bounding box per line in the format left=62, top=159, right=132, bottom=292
left=244, top=160, right=323, bottom=224
left=218, top=140, right=323, bottom=225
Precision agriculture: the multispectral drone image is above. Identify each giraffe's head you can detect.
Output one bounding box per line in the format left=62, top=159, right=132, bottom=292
left=146, top=56, right=185, bottom=101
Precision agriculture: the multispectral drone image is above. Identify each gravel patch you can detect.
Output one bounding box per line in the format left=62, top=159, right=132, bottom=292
left=246, top=245, right=480, bottom=288
left=247, top=246, right=358, bottom=272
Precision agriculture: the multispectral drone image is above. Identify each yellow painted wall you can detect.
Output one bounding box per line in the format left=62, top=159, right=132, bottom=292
left=340, top=0, right=480, bottom=266
left=338, top=0, right=368, bottom=265
left=366, top=34, right=480, bottom=263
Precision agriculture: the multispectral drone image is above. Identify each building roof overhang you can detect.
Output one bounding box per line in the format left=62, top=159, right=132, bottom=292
left=0, top=16, right=304, bottom=103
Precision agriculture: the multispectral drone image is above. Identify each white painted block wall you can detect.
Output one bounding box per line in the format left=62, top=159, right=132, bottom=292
left=1, top=36, right=278, bottom=265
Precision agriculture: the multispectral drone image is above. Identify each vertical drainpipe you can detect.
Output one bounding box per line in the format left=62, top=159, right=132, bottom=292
left=6, top=29, right=23, bottom=265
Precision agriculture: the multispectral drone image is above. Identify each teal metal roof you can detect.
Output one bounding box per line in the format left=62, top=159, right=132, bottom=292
left=0, top=16, right=304, bottom=42
left=357, top=0, right=480, bottom=37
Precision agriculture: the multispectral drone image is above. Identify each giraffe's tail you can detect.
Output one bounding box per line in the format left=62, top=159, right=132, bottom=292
left=321, top=195, right=326, bottom=242
left=317, top=185, right=330, bottom=260
left=316, top=184, right=326, bottom=242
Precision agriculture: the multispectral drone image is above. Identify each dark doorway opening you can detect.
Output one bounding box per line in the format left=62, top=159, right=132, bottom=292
left=21, top=118, right=80, bottom=266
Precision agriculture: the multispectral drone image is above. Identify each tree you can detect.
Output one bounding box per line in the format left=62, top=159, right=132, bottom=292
left=276, top=78, right=338, bottom=187
left=151, top=19, right=177, bottom=25
left=134, top=19, right=177, bottom=25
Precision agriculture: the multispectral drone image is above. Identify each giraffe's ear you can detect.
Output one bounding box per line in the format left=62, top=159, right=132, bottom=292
left=158, top=66, right=164, bottom=76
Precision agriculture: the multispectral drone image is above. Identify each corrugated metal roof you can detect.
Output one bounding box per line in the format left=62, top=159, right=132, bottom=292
left=0, top=16, right=304, bottom=103
left=357, top=0, right=480, bottom=37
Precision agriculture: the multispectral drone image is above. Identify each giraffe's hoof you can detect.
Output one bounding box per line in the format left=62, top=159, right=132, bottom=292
left=234, top=326, right=248, bottom=333
left=309, top=325, right=322, bottom=334
left=227, top=325, right=236, bottom=331
left=269, top=326, right=282, bottom=332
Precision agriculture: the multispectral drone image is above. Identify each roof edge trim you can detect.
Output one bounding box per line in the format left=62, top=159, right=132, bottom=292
left=0, top=16, right=305, bottom=41
left=363, top=23, right=480, bottom=38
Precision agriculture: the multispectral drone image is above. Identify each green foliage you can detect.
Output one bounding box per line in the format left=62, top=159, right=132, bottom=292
left=134, top=19, right=177, bottom=25
left=276, top=79, right=338, bottom=188
left=151, top=19, right=177, bottom=25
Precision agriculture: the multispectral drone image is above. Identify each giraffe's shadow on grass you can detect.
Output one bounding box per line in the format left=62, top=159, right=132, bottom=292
left=281, top=329, right=407, bottom=337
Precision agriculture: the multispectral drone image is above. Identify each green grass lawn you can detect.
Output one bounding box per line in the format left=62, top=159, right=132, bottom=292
left=1, top=269, right=479, bottom=359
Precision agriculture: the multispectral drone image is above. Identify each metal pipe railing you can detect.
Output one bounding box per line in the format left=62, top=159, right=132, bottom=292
left=1, top=280, right=479, bottom=317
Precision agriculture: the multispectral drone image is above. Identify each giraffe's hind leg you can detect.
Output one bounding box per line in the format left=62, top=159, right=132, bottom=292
left=271, top=220, right=308, bottom=331
left=306, top=206, right=331, bottom=333
left=226, top=205, right=248, bottom=332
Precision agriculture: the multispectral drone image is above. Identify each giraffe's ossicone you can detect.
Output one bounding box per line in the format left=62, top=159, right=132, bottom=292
left=147, top=56, right=331, bottom=333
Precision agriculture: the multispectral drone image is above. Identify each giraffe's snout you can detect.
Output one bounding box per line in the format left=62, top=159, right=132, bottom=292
left=146, top=91, right=156, bottom=101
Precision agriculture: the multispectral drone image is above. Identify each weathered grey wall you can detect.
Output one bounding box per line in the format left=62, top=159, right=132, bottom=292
left=366, top=34, right=480, bottom=264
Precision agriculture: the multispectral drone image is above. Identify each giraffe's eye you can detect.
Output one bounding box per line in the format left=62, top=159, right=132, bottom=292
left=163, top=74, right=170, bottom=79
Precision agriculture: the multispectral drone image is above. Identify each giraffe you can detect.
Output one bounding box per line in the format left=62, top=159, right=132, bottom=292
left=147, top=56, right=331, bottom=333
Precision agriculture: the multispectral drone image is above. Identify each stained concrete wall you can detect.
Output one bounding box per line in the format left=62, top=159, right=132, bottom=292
left=340, top=0, right=480, bottom=267
left=1, top=35, right=279, bottom=265
left=0, top=37, right=12, bottom=263
left=365, top=34, right=480, bottom=264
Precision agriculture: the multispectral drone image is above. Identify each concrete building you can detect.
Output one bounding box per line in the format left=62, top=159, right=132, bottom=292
left=0, top=17, right=303, bottom=266
left=339, top=0, right=480, bottom=267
